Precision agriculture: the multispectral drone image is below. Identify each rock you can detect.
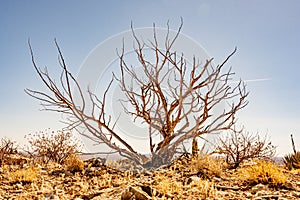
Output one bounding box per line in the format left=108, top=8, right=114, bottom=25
left=121, top=187, right=151, bottom=200
left=15, top=183, right=24, bottom=190
left=255, top=191, right=266, bottom=197
left=84, top=167, right=96, bottom=176
left=86, top=157, right=106, bottom=167
left=43, top=194, right=60, bottom=200
left=187, top=175, right=201, bottom=185
left=282, top=182, right=294, bottom=190
left=251, top=183, right=267, bottom=193
left=121, top=190, right=134, bottom=200
left=130, top=187, right=152, bottom=200
left=291, top=191, right=300, bottom=197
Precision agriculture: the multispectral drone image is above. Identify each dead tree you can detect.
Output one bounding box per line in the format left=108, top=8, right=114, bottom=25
left=26, top=21, right=248, bottom=168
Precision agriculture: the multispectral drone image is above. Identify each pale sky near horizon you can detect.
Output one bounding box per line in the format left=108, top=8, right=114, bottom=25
left=0, top=0, right=299, bottom=156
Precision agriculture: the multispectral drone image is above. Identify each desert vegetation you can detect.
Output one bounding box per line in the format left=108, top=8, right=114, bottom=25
left=1, top=21, right=298, bottom=199
left=214, top=126, right=276, bottom=169
left=24, top=129, right=83, bottom=164
left=0, top=137, right=18, bottom=166
left=283, top=134, right=300, bottom=170
left=0, top=135, right=300, bottom=199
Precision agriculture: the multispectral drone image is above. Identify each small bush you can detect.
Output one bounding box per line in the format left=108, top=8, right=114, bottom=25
left=283, top=151, right=300, bottom=170
left=215, top=127, right=276, bottom=169
left=9, top=165, right=40, bottom=184
left=0, top=137, right=18, bottom=166
left=238, top=159, right=286, bottom=187
left=283, top=135, right=300, bottom=170
left=25, top=129, right=82, bottom=164
left=64, top=154, right=85, bottom=172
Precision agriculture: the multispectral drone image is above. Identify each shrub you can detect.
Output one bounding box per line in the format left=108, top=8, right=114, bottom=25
left=64, top=154, right=85, bottom=172
left=283, top=134, right=300, bottom=170
left=0, top=137, right=18, bottom=166
left=214, top=127, right=276, bottom=169
left=283, top=151, right=300, bottom=170
left=25, top=129, right=82, bottom=164
left=27, top=21, right=248, bottom=169
left=238, top=159, right=286, bottom=187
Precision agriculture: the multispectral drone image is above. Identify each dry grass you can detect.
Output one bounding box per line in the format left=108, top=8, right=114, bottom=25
left=189, top=154, right=225, bottom=178
left=8, top=165, right=40, bottom=184
left=150, top=158, right=218, bottom=199
left=238, top=159, right=286, bottom=186
left=153, top=174, right=216, bottom=199
left=155, top=175, right=182, bottom=195
left=190, top=179, right=216, bottom=199
left=64, top=154, right=84, bottom=172
left=1, top=152, right=293, bottom=199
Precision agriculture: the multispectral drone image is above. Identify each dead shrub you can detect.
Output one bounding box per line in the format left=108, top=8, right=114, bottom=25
left=25, top=129, right=82, bottom=164
left=214, top=127, right=276, bottom=169
left=0, top=137, right=18, bottom=166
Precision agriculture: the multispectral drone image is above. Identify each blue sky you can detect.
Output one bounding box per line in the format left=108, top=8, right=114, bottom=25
left=0, top=0, right=299, bottom=156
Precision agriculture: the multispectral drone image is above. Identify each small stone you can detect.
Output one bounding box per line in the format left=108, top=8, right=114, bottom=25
left=43, top=194, right=60, bottom=200
left=126, top=187, right=151, bottom=200
left=244, top=192, right=253, bottom=198
left=86, top=157, right=106, bottom=167
left=84, top=167, right=94, bottom=175
left=278, top=198, right=288, bottom=200
left=15, top=183, right=24, bottom=189
left=291, top=191, right=300, bottom=197
left=121, top=190, right=133, bottom=200
left=187, top=176, right=201, bottom=185
left=255, top=191, right=265, bottom=197
left=251, top=183, right=267, bottom=193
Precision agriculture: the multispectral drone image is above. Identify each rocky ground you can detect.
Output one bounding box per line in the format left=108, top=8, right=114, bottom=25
left=1, top=154, right=300, bottom=200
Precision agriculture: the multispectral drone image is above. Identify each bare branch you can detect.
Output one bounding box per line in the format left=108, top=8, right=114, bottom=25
left=26, top=20, right=248, bottom=168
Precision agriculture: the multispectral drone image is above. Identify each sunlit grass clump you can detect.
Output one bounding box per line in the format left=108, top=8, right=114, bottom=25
left=238, top=159, right=286, bottom=187
left=156, top=176, right=182, bottom=195
left=9, top=165, right=40, bottom=184
left=64, top=154, right=85, bottom=172
left=189, top=154, right=225, bottom=178
left=189, top=178, right=216, bottom=199
left=154, top=174, right=216, bottom=199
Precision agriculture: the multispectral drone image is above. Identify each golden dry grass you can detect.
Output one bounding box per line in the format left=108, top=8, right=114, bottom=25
left=64, top=154, right=85, bottom=172
left=189, top=154, right=225, bottom=178
left=238, top=159, right=286, bottom=186
left=8, top=165, right=40, bottom=184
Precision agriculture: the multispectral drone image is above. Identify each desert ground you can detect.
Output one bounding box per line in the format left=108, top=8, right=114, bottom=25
left=1, top=153, right=300, bottom=200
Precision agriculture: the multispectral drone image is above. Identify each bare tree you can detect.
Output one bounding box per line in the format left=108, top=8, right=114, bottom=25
left=214, top=127, right=276, bottom=169
left=26, top=21, right=248, bottom=168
